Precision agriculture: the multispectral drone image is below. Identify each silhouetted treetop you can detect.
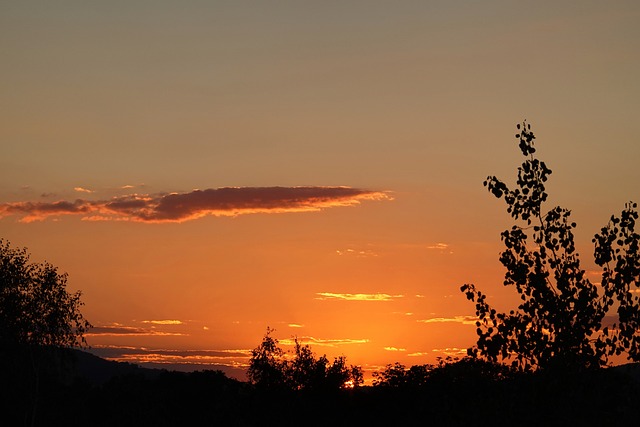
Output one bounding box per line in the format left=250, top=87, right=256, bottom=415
left=461, top=121, right=640, bottom=372
left=0, top=239, right=90, bottom=348
left=247, top=328, right=363, bottom=391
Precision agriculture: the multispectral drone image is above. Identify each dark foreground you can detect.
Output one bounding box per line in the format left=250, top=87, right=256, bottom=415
left=2, top=349, right=639, bottom=427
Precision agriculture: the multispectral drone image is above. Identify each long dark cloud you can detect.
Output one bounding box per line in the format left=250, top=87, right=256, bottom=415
left=0, top=186, right=391, bottom=223
left=85, top=325, right=186, bottom=337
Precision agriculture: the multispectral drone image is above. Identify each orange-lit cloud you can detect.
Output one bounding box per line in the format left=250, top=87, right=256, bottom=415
left=384, top=347, right=406, bottom=352
left=279, top=336, right=369, bottom=347
left=430, top=347, right=468, bottom=356
left=335, top=248, right=378, bottom=257
left=0, top=186, right=391, bottom=223
left=427, top=243, right=449, bottom=250
left=91, top=345, right=251, bottom=359
left=417, top=316, right=477, bottom=325
left=141, top=320, right=184, bottom=325
left=74, top=187, right=94, bottom=193
left=85, top=324, right=187, bottom=337
left=315, top=292, right=403, bottom=301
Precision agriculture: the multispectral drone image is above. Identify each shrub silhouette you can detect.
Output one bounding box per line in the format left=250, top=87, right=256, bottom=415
left=461, top=121, right=640, bottom=371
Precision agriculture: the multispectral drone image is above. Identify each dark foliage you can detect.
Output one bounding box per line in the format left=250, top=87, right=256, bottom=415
left=373, top=356, right=512, bottom=387
left=247, top=327, right=363, bottom=391
left=0, top=239, right=91, bottom=348
left=461, top=122, right=640, bottom=371
left=1, top=239, right=91, bottom=426
left=3, top=349, right=638, bottom=426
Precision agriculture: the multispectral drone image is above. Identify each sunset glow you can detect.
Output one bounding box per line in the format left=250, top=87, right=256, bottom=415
left=1, top=1, right=639, bottom=381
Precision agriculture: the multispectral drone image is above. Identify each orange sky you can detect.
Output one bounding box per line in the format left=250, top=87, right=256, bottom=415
left=1, top=1, right=639, bottom=379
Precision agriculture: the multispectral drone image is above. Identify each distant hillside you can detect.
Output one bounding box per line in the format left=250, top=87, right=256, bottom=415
left=69, top=349, right=162, bottom=385
left=5, top=348, right=640, bottom=426
left=83, top=347, right=248, bottom=381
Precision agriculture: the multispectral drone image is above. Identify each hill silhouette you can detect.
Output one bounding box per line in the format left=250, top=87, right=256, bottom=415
left=3, top=347, right=640, bottom=426
left=68, top=349, right=162, bottom=385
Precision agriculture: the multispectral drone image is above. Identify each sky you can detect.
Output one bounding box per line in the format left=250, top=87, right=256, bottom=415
left=1, top=1, right=639, bottom=379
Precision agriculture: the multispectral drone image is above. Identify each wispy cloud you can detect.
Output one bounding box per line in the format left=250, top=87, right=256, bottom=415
left=335, top=248, right=378, bottom=257
left=91, top=345, right=251, bottom=359
left=431, top=347, right=468, bottom=356
left=426, top=243, right=449, bottom=250
left=279, top=336, right=369, bottom=347
left=140, top=320, right=184, bottom=325
left=315, top=292, right=403, bottom=302
left=288, top=323, right=304, bottom=328
left=417, top=316, right=477, bottom=325
left=74, top=187, right=94, bottom=194
left=384, top=346, right=406, bottom=352
left=0, top=186, right=391, bottom=223
left=85, top=324, right=187, bottom=337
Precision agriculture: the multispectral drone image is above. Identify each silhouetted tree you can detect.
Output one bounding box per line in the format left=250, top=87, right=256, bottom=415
left=0, top=239, right=91, bottom=426
left=372, top=357, right=510, bottom=390
left=461, top=121, right=640, bottom=372
left=247, top=328, right=363, bottom=391
left=372, top=362, right=433, bottom=388
left=246, top=327, right=287, bottom=390
left=0, top=239, right=91, bottom=348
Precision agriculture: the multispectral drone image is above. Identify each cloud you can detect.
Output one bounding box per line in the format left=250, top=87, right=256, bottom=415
left=279, top=336, right=369, bottom=347
left=430, top=347, right=468, bottom=356
left=427, top=243, right=449, bottom=250
left=288, top=323, right=304, bottom=328
left=92, top=345, right=251, bottom=360
left=417, top=316, right=477, bottom=325
left=384, top=347, right=406, bottom=352
left=336, top=248, right=378, bottom=257
left=140, top=320, right=184, bottom=325
left=85, top=324, right=187, bottom=337
left=315, top=292, right=403, bottom=301
left=74, top=187, right=93, bottom=193
left=0, top=186, right=391, bottom=223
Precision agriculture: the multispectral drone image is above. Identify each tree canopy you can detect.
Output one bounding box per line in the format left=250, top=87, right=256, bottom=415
left=247, top=328, right=363, bottom=391
left=461, top=122, right=640, bottom=371
left=0, top=239, right=90, bottom=349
